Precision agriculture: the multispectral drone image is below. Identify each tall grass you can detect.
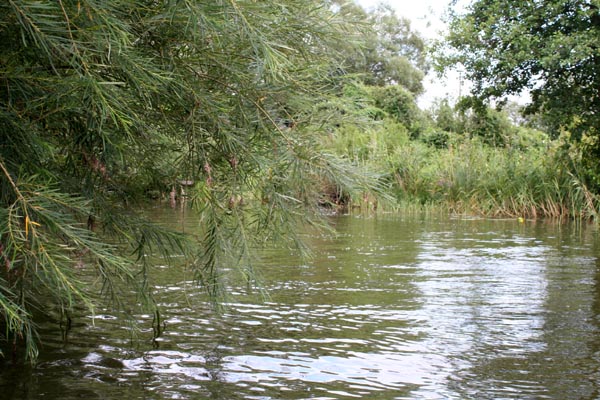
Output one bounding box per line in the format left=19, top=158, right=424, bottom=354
left=424, top=139, right=599, bottom=219
left=328, top=122, right=600, bottom=220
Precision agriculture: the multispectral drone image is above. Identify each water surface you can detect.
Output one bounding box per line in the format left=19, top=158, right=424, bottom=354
left=2, top=211, right=600, bottom=399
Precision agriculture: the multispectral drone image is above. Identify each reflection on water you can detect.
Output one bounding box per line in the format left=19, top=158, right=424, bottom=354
left=2, top=212, right=600, bottom=399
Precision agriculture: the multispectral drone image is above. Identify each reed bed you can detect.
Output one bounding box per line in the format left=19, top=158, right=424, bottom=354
left=328, top=122, right=600, bottom=220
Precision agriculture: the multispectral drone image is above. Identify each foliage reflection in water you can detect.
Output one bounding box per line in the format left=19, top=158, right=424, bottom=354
left=2, top=210, right=600, bottom=399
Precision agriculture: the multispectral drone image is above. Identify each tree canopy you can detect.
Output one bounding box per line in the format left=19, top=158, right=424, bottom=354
left=440, top=0, right=600, bottom=138
left=333, top=1, right=428, bottom=94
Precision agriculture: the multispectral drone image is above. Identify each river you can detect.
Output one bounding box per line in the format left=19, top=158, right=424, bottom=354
left=2, top=210, right=600, bottom=399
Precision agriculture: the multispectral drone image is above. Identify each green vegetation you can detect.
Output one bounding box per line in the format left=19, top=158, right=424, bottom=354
left=323, top=0, right=600, bottom=220
left=329, top=99, right=599, bottom=219
left=1, top=0, right=600, bottom=362
left=333, top=1, right=428, bottom=93
left=0, top=0, right=374, bottom=361
left=440, top=0, right=600, bottom=135
left=438, top=0, right=600, bottom=189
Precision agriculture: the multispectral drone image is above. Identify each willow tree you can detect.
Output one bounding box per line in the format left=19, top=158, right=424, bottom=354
left=0, top=0, right=371, bottom=361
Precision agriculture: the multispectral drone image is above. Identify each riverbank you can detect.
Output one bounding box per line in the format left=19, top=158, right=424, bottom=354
left=327, top=117, right=600, bottom=220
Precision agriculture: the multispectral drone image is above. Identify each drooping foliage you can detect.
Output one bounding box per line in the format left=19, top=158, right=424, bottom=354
left=0, top=0, right=372, bottom=361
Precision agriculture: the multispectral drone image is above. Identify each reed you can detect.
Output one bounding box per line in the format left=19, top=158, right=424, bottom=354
left=328, top=123, right=600, bottom=220
left=432, top=140, right=599, bottom=219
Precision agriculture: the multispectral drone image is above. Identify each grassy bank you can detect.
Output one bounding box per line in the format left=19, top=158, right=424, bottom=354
left=327, top=118, right=600, bottom=220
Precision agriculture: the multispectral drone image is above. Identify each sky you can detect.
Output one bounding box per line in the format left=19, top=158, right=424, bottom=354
left=356, top=0, right=451, bottom=39
left=354, top=0, right=467, bottom=108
